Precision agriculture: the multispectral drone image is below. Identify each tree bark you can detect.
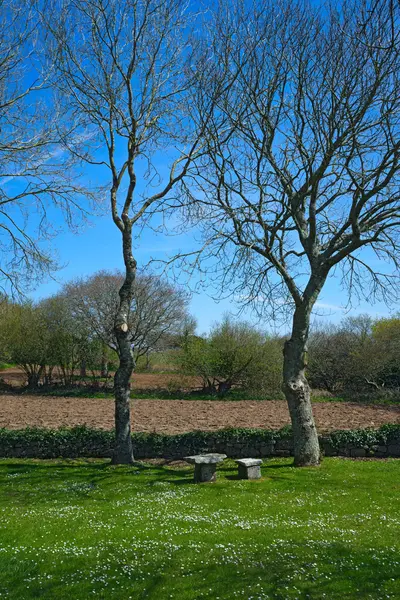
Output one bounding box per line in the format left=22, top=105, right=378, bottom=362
left=112, top=225, right=136, bottom=465
left=80, top=359, right=86, bottom=378
left=283, top=303, right=321, bottom=467
left=26, top=365, right=44, bottom=388
left=113, top=336, right=135, bottom=464
left=100, top=344, right=109, bottom=378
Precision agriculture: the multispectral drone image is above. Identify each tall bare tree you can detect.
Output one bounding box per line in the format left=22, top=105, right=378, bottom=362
left=44, top=0, right=202, bottom=463
left=178, top=0, right=400, bottom=465
left=0, top=0, right=93, bottom=297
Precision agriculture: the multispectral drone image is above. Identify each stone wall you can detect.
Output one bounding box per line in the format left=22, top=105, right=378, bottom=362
left=0, top=426, right=399, bottom=459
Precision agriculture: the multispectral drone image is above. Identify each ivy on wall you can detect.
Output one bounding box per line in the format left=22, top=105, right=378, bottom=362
left=0, top=424, right=399, bottom=459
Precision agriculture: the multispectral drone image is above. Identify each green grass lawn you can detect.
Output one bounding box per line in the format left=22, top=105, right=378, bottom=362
left=0, top=458, right=399, bottom=600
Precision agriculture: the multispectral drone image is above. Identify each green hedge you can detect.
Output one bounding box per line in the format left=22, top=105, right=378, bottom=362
left=326, top=423, right=400, bottom=449
left=0, top=424, right=399, bottom=459
left=0, top=425, right=292, bottom=459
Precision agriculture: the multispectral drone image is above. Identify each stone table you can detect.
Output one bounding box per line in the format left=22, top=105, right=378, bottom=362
left=234, top=458, right=262, bottom=480
left=184, top=453, right=227, bottom=483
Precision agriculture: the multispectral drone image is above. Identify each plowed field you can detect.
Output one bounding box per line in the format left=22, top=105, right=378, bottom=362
left=1, top=394, right=399, bottom=433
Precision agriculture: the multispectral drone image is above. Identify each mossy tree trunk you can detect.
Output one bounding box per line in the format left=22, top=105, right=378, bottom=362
left=283, top=304, right=320, bottom=466
left=282, top=276, right=326, bottom=466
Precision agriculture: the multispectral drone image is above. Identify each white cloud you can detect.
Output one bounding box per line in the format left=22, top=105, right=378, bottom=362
left=314, top=301, right=345, bottom=312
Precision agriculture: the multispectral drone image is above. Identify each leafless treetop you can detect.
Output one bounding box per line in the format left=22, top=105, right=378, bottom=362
left=0, top=0, right=95, bottom=297
left=172, top=0, right=400, bottom=321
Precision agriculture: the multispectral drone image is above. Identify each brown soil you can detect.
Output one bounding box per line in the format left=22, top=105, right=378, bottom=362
left=0, top=395, right=399, bottom=433
left=1, top=368, right=399, bottom=433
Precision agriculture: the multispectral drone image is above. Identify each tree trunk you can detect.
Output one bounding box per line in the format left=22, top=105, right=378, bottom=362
left=80, top=359, right=86, bottom=378
left=113, top=335, right=135, bottom=464
left=100, top=345, right=109, bottom=378
left=112, top=224, right=136, bottom=465
left=283, top=304, right=321, bottom=467
left=217, top=380, right=232, bottom=397
left=43, top=366, right=53, bottom=386
left=27, top=371, right=40, bottom=388
left=27, top=364, right=44, bottom=388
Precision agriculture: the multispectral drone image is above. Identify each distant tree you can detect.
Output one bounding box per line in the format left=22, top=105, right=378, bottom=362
left=63, top=271, right=193, bottom=362
left=0, top=296, right=12, bottom=364
left=181, top=317, right=282, bottom=397
left=158, top=315, right=198, bottom=353
left=308, top=325, right=350, bottom=394
left=0, top=295, right=117, bottom=387
left=369, top=316, right=400, bottom=388
left=39, top=296, right=92, bottom=386
left=0, top=302, right=49, bottom=387
left=308, top=315, right=374, bottom=393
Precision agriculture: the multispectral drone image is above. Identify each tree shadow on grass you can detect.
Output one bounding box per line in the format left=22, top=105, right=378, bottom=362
left=139, top=543, right=400, bottom=600
left=4, top=542, right=399, bottom=600
left=263, top=462, right=295, bottom=469
left=0, top=459, right=196, bottom=501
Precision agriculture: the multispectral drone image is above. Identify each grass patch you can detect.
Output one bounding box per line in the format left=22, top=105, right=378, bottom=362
left=312, top=394, right=400, bottom=406
left=0, top=458, right=399, bottom=599
left=17, top=386, right=285, bottom=401
left=14, top=384, right=400, bottom=404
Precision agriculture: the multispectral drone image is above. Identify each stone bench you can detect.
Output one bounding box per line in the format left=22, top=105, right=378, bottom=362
left=234, top=458, right=262, bottom=480
left=184, top=453, right=227, bottom=483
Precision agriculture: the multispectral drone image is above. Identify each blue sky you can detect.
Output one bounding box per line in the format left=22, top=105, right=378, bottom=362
left=24, top=154, right=394, bottom=336
left=15, top=0, right=397, bottom=334
left=28, top=209, right=394, bottom=336
left=22, top=127, right=395, bottom=336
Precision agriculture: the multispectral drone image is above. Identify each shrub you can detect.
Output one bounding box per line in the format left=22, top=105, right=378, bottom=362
left=180, top=317, right=283, bottom=397
left=0, top=424, right=399, bottom=459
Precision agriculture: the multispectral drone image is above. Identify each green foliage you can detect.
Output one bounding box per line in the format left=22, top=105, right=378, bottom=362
left=308, top=314, right=400, bottom=396
left=0, top=425, right=285, bottom=458
left=0, top=297, right=117, bottom=388
left=41, top=296, right=91, bottom=385
left=0, top=426, right=114, bottom=457
left=0, top=362, right=15, bottom=371
left=0, top=458, right=399, bottom=599
left=180, top=317, right=283, bottom=396
left=0, top=424, right=399, bottom=459
left=369, top=317, right=400, bottom=388
left=135, top=349, right=182, bottom=373
left=0, top=302, right=49, bottom=386
left=328, top=423, right=400, bottom=450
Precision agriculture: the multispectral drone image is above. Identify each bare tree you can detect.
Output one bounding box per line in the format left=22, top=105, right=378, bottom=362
left=177, top=0, right=400, bottom=465
left=356, top=0, right=400, bottom=50
left=44, top=0, right=202, bottom=463
left=0, top=0, right=93, bottom=297
left=63, top=270, right=192, bottom=360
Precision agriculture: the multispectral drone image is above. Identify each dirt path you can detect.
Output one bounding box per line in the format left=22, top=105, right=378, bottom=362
left=0, top=395, right=399, bottom=433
